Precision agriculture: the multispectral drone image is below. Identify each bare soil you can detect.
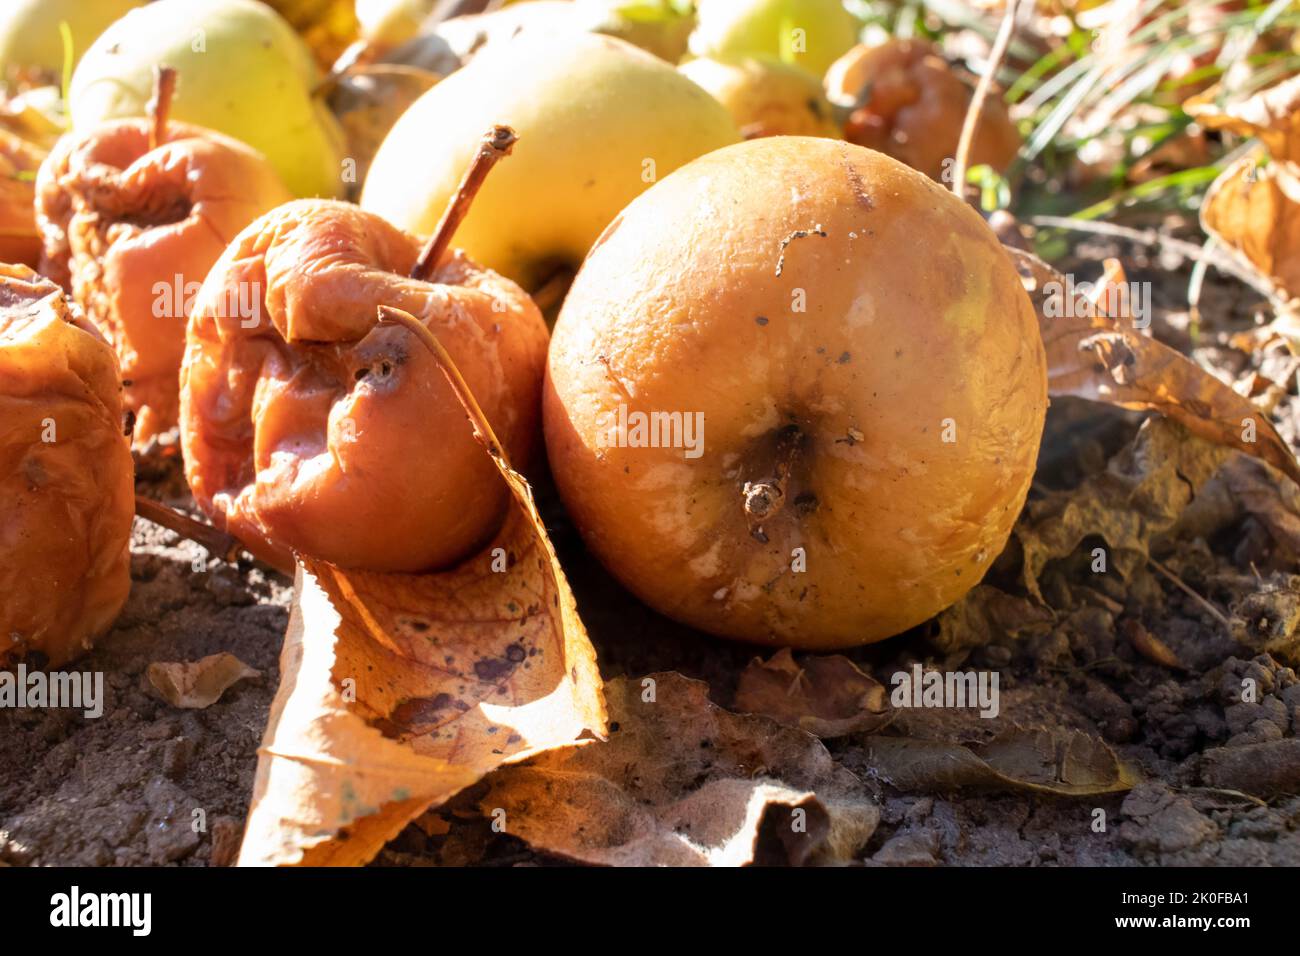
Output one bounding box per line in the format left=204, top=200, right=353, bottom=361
left=2, top=244, right=1298, bottom=867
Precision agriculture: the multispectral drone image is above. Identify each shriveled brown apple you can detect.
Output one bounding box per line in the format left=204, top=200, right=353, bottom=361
left=826, top=38, right=1021, bottom=182
left=0, top=264, right=134, bottom=667
left=180, top=131, right=548, bottom=573
left=36, top=70, right=292, bottom=444
left=545, top=137, right=1047, bottom=650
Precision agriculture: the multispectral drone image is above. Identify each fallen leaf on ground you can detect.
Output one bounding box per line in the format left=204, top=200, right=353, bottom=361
left=1186, top=76, right=1300, bottom=305
left=934, top=584, right=1056, bottom=654
left=238, top=318, right=606, bottom=867
left=1197, top=738, right=1300, bottom=798
left=1122, top=619, right=1186, bottom=670
left=1017, top=417, right=1231, bottom=601
left=864, top=727, right=1138, bottom=796
left=733, top=648, right=893, bottom=738
left=1200, top=152, right=1300, bottom=302
left=1008, top=247, right=1300, bottom=487
left=147, top=653, right=260, bottom=709
left=478, top=673, right=880, bottom=866
left=1222, top=455, right=1300, bottom=557
left=1185, top=74, right=1300, bottom=169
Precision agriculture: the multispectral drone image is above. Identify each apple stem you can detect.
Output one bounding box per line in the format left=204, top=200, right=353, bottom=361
left=134, top=494, right=295, bottom=575
left=148, top=65, right=177, bottom=152
left=743, top=425, right=803, bottom=541
left=410, top=125, right=518, bottom=283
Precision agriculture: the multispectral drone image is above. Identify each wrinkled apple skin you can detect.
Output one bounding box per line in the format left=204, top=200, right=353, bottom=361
left=361, top=33, right=739, bottom=291
left=69, top=0, right=347, bottom=199
left=826, top=39, right=1021, bottom=181
left=545, top=138, right=1047, bottom=650
left=0, top=0, right=143, bottom=80
left=36, top=119, right=293, bottom=443
left=690, top=0, right=860, bottom=79
left=0, top=265, right=133, bottom=667
left=180, top=200, right=549, bottom=573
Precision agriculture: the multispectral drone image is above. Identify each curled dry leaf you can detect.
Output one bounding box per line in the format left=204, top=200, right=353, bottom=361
left=1016, top=417, right=1231, bottom=601
left=1200, top=151, right=1300, bottom=302
left=1185, top=75, right=1300, bottom=170
left=237, top=317, right=606, bottom=867
left=1222, top=455, right=1300, bottom=556
left=1008, top=246, right=1300, bottom=487
left=934, top=584, right=1056, bottom=655
left=865, top=727, right=1138, bottom=797
left=734, top=648, right=893, bottom=738
left=1197, top=738, right=1300, bottom=799
left=147, top=653, right=260, bottom=710
left=479, top=673, right=880, bottom=866
left=1186, top=77, right=1300, bottom=303
left=1121, top=619, right=1186, bottom=671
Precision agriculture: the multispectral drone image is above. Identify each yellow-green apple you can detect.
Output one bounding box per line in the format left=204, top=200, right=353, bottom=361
left=679, top=54, right=841, bottom=137
left=0, top=0, right=143, bottom=83
left=69, top=0, right=347, bottom=198
left=362, top=31, right=739, bottom=291
left=689, top=0, right=859, bottom=79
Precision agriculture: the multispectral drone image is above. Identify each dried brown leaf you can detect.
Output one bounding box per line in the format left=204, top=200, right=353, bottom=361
left=479, top=673, right=879, bottom=866
left=1200, top=152, right=1300, bottom=301
left=1121, top=619, right=1185, bottom=671
left=734, top=648, right=893, bottom=738
left=864, top=727, right=1138, bottom=796
left=1223, top=455, right=1300, bottom=555
left=1185, top=75, right=1300, bottom=164
left=237, top=316, right=606, bottom=867
left=1008, top=246, right=1300, bottom=486
left=147, top=653, right=260, bottom=709
left=934, top=584, right=1056, bottom=654
left=1019, top=417, right=1232, bottom=600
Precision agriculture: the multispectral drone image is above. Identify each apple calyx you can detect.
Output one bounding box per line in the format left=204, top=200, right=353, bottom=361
left=742, top=423, right=805, bottom=542
left=410, top=124, right=518, bottom=283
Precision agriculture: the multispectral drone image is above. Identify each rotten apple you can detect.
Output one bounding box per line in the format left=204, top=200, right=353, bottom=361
left=180, top=129, right=549, bottom=573
left=0, top=264, right=134, bottom=667
left=544, top=137, right=1047, bottom=650
left=826, top=38, right=1021, bottom=182
left=36, top=70, right=293, bottom=443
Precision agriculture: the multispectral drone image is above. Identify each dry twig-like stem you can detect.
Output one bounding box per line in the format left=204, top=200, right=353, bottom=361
left=952, top=0, right=1019, bottom=200
left=410, top=125, right=518, bottom=282
left=1028, top=215, right=1285, bottom=308
left=133, top=494, right=296, bottom=575
left=1149, top=557, right=1232, bottom=631
left=148, top=65, right=177, bottom=152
